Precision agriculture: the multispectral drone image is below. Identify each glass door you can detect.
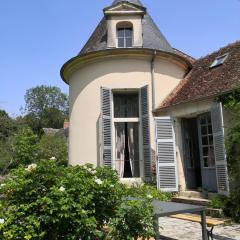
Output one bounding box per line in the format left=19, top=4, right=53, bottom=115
left=198, top=113, right=218, bottom=192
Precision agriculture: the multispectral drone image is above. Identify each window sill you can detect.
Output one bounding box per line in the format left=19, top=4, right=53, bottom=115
left=120, top=177, right=143, bottom=186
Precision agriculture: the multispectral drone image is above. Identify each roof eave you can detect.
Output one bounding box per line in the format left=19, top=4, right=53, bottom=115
left=153, top=86, right=240, bottom=114
left=60, top=48, right=192, bottom=84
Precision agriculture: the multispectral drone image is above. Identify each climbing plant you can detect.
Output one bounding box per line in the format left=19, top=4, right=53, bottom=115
left=216, top=88, right=240, bottom=223
left=216, top=89, right=240, bottom=185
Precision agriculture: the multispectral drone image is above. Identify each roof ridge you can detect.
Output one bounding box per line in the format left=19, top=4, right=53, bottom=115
left=196, top=40, right=240, bottom=60
left=112, top=0, right=143, bottom=6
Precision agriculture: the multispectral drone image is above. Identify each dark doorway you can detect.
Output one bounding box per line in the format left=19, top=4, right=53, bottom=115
left=182, top=118, right=202, bottom=190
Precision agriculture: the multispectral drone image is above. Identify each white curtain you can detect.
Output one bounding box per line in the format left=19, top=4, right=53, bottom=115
left=127, top=123, right=140, bottom=178
left=115, top=123, right=125, bottom=178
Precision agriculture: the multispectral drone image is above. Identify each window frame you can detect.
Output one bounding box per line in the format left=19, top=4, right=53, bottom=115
left=210, top=53, right=228, bottom=68
left=117, top=27, right=133, bottom=48
left=111, top=89, right=143, bottom=179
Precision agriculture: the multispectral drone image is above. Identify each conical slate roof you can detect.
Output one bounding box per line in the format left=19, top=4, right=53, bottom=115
left=79, top=0, right=173, bottom=55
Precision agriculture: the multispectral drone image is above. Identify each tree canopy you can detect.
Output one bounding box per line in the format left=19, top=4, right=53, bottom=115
left=0, top=110, right=16, bottom=141
left=23, top=85, right=69, bottom=134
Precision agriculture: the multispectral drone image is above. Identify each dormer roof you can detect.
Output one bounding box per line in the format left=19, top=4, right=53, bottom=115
left=79, top=0, right=174, bottom=55
left=112, top=0, right=143, bottom=6
left=104, top=1, right=146, bottom=16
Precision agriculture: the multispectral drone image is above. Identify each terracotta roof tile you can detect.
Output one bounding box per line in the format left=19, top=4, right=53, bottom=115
left=156, top=41, right=240, bottom=110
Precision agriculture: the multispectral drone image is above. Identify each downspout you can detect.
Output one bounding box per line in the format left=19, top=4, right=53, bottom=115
left=151, top=50, right=157, bottom=111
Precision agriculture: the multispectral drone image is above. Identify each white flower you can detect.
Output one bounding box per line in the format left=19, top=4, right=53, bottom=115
left=0, top=219, right=4, bottom=224
left=110, top=185, right=114, bottom=188
left=26, top=163, right=37, bottom=172
left=59, top=186, right=65, bottom=192
left=0, top=184, right=6, bottom=187
left=146, top=194, right=153, bottom=199
left=95, top=179, right=103, bottom=185
left=91, top=170, right=96, bottom=174
left=50, top=157, right=56, bottom=160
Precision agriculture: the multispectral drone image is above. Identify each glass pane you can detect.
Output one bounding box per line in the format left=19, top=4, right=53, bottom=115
left=125, top=28, right=132, bottom=37
left=203, top=147, right=209, bottom=157
left=209, top=135, right=213, bottom=145
left=115, top=122, right=140, bottom=178
left=208, top=147, right=215, bottom=167
left=200, top=117, right=206, bottom=125
left=208, top=125, right=213, bottom=134
left=118, top=38, right=124, bottom=48
left=201, top=126, right=207, bottom=135
left=207, top=115, right=212, bottom=124
left=117, top=28, right=124, bottom=38
left=203, top=157, right=209, bottom=167
left=125, top=38, right=133, bottom=48
left=114, top=93, right=139, bottom=118
left=202, top=136, right=208, bottom=146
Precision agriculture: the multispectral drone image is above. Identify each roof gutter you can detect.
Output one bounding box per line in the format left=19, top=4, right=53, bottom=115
left=151, top=50, right=157, bottom=110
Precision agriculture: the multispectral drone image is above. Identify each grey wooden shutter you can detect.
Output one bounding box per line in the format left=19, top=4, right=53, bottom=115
left=155, top=117, right=178, bottom=192
left=101, top=87, right=112, bottom=168
left=211, top=102, right=229, bottom=195
left=140, top=86, right=151, bottom=180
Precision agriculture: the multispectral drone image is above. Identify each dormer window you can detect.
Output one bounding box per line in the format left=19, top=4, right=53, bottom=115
left=117, top=22, right=133, bottom=48
left=210, top=53, right=228, bottom=68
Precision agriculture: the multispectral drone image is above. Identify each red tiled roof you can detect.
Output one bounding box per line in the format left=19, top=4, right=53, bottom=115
left=156, top=41, right=240, bottom=111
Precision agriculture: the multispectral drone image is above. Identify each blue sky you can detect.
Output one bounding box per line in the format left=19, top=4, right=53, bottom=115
left=1, top=0, right=240, bottom=116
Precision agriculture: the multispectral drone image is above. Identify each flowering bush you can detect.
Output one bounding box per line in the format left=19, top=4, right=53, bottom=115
left=0, top=160, right=124, bottom=239
left=124, top=183, right=173, bottom=201
left=108, top=199, right=155, bottom=240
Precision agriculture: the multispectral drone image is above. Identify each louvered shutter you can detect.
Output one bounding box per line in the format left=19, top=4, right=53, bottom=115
left=211, top=102, right=229, bottom=195
left=140, top=86, right=151, bottom=180
left=155, top=117, right=178, bottom=192
left=101, top=87, right=112, bottom=168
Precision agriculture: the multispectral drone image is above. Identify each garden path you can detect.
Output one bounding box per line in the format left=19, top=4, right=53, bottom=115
left=158, top=217, right=240, bottom=240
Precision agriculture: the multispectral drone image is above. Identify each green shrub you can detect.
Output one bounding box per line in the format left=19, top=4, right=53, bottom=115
left=0, top=160, right=124, bottom=239
left=37, top=134, right=68, bottom=165
left=108, top=199, right=155, bottom=240
left=13, top=127, right=38, bottom=165
left=224, top=190, right=240, bottom=223
left=0, top=141, right=12, bottom=172
left=208, top=195, right=228, bottom=209
left=124, top=183, right=173, bottom=201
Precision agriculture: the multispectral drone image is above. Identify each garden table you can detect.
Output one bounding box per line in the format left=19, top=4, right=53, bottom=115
left=152, top=200, right=207, bottom=240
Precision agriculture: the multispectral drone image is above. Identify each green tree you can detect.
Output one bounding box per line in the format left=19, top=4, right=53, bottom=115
left=37, top=134, right=68, bottom=165
left=0, top=110, right=16, bottom=141
left=13, top=127, right=38, bottom=165
left=23, top=85, right=69, bottom=134
left=0, top=141, right=13, bottom=173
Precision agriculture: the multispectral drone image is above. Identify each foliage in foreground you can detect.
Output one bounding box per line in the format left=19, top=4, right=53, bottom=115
left=214, top=89, right=240, bottom=223
left=0, top=160, right=157, bottom=239
left=125, top=183, right=173, bottom=201
left=108, top=199, right=155, bottom=240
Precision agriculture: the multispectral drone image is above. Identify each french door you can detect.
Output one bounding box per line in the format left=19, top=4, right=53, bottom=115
left=198, top=113, right=218, bottom=192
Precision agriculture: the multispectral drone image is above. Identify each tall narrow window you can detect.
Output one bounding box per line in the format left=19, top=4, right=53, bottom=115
left=117, top=27, right=133, bottom=48
left=113, top=91, right=140, bottom=178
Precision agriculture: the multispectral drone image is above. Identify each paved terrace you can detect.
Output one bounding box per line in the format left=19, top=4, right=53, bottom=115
left=159, top=217, right=240, bottom=240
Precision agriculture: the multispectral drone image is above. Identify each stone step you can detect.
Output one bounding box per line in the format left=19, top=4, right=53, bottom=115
left=179, top=191, right=206, bottom=199
left=172, top=196, right=211, bottom=206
